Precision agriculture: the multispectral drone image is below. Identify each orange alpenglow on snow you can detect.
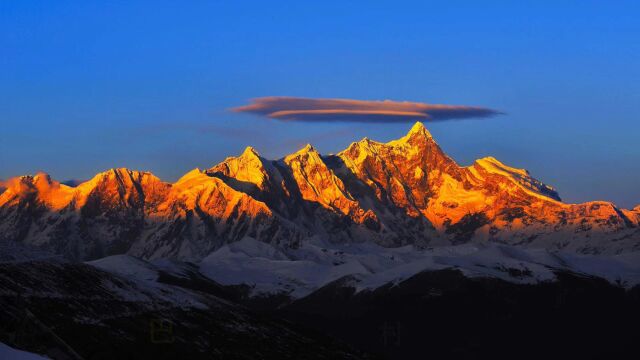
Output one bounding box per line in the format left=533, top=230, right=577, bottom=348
left=1, top=122, right=639, bottom=261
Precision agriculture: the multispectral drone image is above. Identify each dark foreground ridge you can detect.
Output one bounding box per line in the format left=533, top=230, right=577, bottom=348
left=280, top=269, right=640, bottom=359
left=0, top=260, right=368, bottom=360
left=1, top=259, right=639, bottom=359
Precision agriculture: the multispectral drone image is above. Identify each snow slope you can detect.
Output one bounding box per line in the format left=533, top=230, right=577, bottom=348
left=0, top=343, right=48, bottom=360
left=198, top=237, right=640, bottom=298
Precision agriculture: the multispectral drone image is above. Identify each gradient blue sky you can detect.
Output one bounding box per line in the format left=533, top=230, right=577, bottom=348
left=1, top=1, right=639, bottom=208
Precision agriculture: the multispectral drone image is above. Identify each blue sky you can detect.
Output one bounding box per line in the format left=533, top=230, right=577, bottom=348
left=1, top=1, right=639, bottom=208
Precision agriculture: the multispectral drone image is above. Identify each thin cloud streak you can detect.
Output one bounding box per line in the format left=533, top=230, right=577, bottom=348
left=232, top=97, right=501, bottom=123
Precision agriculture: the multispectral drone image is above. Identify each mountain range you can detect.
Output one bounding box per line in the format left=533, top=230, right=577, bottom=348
left=1, top=122, right=639, bottom=262
left=3, top=122, right=640, bottom=359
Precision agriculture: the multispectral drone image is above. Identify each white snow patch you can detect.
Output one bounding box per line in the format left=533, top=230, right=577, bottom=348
left=0, top=343, right=48, bottom=359
left=198, top=239, right=640, bottom=299
left=86, top=255, right=208, bottom=309
left=89, top=255, right=158, bottom=282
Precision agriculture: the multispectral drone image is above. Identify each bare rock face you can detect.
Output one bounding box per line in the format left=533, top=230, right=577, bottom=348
left=1, top=122, right=639, bottom=260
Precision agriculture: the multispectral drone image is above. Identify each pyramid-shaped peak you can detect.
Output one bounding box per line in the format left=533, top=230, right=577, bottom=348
left=386, top=121, right=434, bottom=147
left=295, top=143, right=317, bottom=154
left=358, top=136, right=376, bottom=145
left=241, top=146, right=260, bottom=158
left=406, top=121, right=432, bottom=138
left=352, top=136, right=382, bottom=148
left=285, top=144, right=322, bottom=164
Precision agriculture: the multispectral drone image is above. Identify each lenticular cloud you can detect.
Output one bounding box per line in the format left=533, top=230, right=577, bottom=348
left=231, top=97, right=501, bottom=123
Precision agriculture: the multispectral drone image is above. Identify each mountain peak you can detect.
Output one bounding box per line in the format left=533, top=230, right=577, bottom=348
left=407, top=121, right=432, bottom=138
left=408, top=121, right=427, bottom=134
left=85, top=168, right=132, bottom=183
left=2, top=172, right=51, bottom=192
left=206, top=146, right=275, bottom=193
left=293, top=143, right=317, bottom=155
left=209, top=146, right=265, bottom=174
left=176, top=168, right=204, bottom=184
left=108, top=168, right=132, bottom=176
left=0, top=171, right=76, bottom=210
left=241, top=146, right=260, bottom=158
left=80, top=168, right=158, bottom=190
left=32, top=171, right=52, bottom=183
left=387, top=121, right=433, bottom=147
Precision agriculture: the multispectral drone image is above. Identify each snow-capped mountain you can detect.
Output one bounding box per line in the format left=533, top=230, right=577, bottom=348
left=1, top=122, right=638, bottom=262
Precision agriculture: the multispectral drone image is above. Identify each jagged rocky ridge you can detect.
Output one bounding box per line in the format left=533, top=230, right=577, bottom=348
left=1, top=122, right=639, bottom=261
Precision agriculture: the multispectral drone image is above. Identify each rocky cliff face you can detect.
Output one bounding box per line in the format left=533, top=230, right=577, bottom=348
left=1, top=122, right=639, bottom=260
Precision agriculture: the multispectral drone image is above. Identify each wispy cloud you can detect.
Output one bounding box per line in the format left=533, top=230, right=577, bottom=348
left=232, top=97, right=501, bottom=123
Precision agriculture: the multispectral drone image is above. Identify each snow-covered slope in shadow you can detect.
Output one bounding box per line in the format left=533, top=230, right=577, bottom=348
left=197, top=237, right=640, bottom=299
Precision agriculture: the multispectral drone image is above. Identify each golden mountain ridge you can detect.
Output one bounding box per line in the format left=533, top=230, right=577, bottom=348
left=1, top=122, right=639, bottom=260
